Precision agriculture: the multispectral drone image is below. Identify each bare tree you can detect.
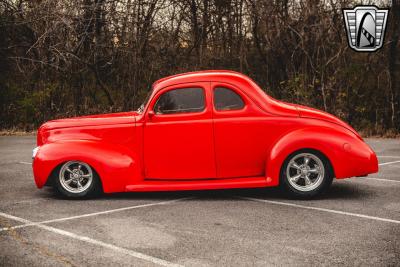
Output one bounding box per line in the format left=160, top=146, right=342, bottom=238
left=0, top=0, right=397, bottom=136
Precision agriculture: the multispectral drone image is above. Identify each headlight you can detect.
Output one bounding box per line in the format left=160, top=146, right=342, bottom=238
left=32, top=146, right=40, bottom=159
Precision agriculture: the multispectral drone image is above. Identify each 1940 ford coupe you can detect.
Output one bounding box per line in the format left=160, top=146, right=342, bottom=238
left=32, top=70, right=378, bottom=198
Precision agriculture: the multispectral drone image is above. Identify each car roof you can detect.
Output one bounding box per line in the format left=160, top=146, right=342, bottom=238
left=148, top=70, right=300, bottom=117
left=152, top=70, right=258, bottom=92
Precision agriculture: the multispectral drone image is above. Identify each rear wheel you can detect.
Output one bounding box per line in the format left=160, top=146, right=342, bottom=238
left=54, top=161, right=102, bottom=198
left=280, top=150, right=333, bottom=198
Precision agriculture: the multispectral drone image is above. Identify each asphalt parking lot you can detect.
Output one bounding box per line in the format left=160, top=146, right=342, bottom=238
left=0, top=136, right=399, bottom=266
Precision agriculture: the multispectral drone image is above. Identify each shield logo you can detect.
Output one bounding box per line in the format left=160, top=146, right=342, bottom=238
left=343, top=6, right=389, bottom=52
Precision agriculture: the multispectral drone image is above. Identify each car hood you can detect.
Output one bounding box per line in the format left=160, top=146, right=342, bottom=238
left=295, top=104, right=361, bottom=138
left=40, top=111, right=137, bottom=131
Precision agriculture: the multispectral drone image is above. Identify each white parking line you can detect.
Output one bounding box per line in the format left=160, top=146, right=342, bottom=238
left=240, top=197, right=400, bottom=225
left=0, top=197, right=192, bottom=232
left=357, top=177, right=400, bottom=183
left=378, top=156, right=400, bottom=158
left=379, top=160, right=400, bottom=166
left=18, top=161, right=32, bottom=165
left=0, top=211, right=183, bottom=267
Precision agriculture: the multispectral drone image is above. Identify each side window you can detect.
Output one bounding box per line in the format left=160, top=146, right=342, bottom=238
left=154, top=87, right=205, bottom=114
left=214, top=87, right=245, bottom=111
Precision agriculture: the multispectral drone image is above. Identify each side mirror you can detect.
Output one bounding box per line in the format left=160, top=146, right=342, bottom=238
left=148, top=110, right=155, bottom=120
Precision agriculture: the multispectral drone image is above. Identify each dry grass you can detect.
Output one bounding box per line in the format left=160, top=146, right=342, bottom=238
left=358, top=127, right=400, bottom=138
left=0, top=129, right=36, bottom=136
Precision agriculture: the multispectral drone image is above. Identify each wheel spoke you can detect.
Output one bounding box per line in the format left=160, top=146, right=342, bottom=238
left=66, top=168, right=73, bottom=174
left=81, top=174, right=91, bottom=178
left=64, top=178, right=73, bottom=185
left=290, top=174, right=301, bottom=183
left=76, top=180, right=83, bottom=189
left=303, top=156, right=310, bottom=167
left=304, top=176, right=312, bottom=185
left=308, top=168, right=319, bottom=174
left=291, top=163, right=301, bottom=170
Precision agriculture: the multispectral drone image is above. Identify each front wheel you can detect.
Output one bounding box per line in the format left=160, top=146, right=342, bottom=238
left=54, top=161, right=102, bottom=198
left=280, top=150, right=333, bottom=198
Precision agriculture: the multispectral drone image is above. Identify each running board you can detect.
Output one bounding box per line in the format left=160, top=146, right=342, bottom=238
left=125, top=176, right=273, bottom=192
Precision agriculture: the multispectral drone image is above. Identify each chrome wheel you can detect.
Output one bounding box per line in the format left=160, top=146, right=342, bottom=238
left=59, top=161, right=93, bottom=194
left=286, top=153, right=325, bottom=192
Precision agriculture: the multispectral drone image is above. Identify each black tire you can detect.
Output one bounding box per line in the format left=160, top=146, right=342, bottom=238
left=280, top=149, right=333, bottom=199
left=53, top=161, right=103, bottom=199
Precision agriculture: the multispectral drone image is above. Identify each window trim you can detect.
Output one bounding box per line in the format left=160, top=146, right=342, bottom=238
left=152, top=86, right=207, bottom=116
left=213, top=86, right=246, bottom=112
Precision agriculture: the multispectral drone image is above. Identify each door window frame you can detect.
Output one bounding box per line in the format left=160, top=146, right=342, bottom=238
left=153, top=87, right=206, bottom=115
left=211, top=83, right=249, bottom=115
left=213, top=86, right=247, bottom=112
left=146, top=82, right=212, bottom=120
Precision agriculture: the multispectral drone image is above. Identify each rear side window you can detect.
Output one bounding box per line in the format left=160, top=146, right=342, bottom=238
left=154, top=87, right=205, bottom=114
left=214, top=87, right=245, bottom=111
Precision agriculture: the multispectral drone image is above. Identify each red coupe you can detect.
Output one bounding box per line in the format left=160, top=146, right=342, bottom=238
left=32, top=70, right=378, bottom=198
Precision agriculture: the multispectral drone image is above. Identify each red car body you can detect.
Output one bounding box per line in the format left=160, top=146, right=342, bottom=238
left=33, top=70, right=378, bottom=193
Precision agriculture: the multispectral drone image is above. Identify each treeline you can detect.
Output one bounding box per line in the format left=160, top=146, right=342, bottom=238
left=0, top=0, right=399, bottom=135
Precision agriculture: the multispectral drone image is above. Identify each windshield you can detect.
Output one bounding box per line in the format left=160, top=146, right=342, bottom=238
left=137, top=89, right=153, bottom=114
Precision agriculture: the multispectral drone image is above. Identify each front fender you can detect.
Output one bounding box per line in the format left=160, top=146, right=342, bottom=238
left=266, top=126, right=378, bottom=185
left=33, top=140, right=142, bottom=193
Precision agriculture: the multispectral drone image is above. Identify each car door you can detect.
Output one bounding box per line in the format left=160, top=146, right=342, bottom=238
left=143, top=82, right=216, bottom=179
left=212, top=82, right=270, bottom=178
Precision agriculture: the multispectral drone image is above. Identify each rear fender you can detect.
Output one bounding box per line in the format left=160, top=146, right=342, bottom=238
left=266, top=127, right=356, bottom=185
left=33, top=140, right=142, bottom=193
